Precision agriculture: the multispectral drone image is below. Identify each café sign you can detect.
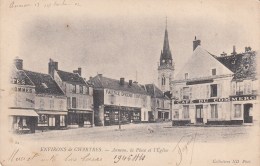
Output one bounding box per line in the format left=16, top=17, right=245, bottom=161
left=174, top=95, right=256, bottom=104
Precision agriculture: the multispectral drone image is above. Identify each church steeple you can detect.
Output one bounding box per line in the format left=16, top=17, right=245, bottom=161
left=158, top=18, right=174, bottom=92
left=160, top=18, right=173, bottom=67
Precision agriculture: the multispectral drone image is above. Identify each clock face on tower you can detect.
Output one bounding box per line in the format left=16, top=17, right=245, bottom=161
left=162, top=60, right=165, bottom=63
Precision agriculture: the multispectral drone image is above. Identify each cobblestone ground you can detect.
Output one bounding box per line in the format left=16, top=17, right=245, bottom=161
left=16, top=122, right=258, bottom=143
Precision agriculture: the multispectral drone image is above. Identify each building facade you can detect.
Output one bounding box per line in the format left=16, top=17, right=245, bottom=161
left=90, top=74, right=151, bottom=126
left=24, top=70, right=67, bottom=130
left=158, top=26, right=174, bottom=92
left=49, top=59, right=94, bottom=128
left=172, top=39, right=258, bottom=125
left=216, top=47, right=258, bottom=124
left=145, top=84, right=171, bottom=122
left=9, top=59, right=38, bottom=133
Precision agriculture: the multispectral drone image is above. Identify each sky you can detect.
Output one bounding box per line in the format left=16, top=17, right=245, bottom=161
left=3, top=0, right=259, bottom=86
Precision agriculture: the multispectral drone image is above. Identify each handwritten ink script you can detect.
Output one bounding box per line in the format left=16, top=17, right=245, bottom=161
left=171, top=133, right=197, bottom=166
left=9, top=0, right=81, bottom=9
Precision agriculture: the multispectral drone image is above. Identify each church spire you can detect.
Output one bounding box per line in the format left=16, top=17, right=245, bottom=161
left=160, top=17, right=173, bottom=66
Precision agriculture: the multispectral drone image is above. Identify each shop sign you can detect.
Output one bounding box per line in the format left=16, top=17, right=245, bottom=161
left=11, top=78, right=25, bottom=85
left=105, top=89, right=146, bottom=99
left=174, top=95, right=256, bottom=104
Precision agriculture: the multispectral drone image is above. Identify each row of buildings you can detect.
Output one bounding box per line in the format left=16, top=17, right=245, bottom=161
left=9, top=59, right=171, bottom=133
left=8, top=24, right=258, bottom=133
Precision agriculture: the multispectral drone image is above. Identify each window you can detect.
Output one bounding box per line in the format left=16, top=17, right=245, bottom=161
left=161, top=77, right=166, bottom=86
left=185, top=73, right=188, bottom=79
left=72, top=97, right=77, bottom=108
left=82, top=86, right=86, bottom=94
left=59, top=100, right=64, bottom=110
left=210, top=104, right=218, bottom=119
left=236, top=82, right=244, bottom=95
left=40, top=99, right=45, bottom=109
left=38, top=114, right=48, bottom=126
left=72, top=85, right=76, bottom=93
left=157, top=100, right=160, bottom=107
left=183, top=87, right=190, bottom=99
left=212, top=68, right=216, bottom=76
left=142, top=97, right=147, bottom=107
left=89, top=87, right=93, bottom=95
left=174, top=111, right=179, bottom=119
left=183, top=106, right=189, bottom=119
left=79, top=85, right=83, bottom=94
left=76, top=85, right=79, bottom=93
left=50, top=99, right=54, bottom=109
left=49, top=116, right=55, bottom=126
left=67, top=97, right=71, bottom=108
left=86, top=87, right=89, bottom=95
left=60, top=116, right=65, bottom=126
left=234, top=104, right=242, bottom=118
left=210, top=84, right=218, bottom=97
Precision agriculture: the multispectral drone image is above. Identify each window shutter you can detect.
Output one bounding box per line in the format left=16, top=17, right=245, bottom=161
left=189, top=87, right=192, bottom=100
left=247, top=81, right=252, bottom=94
left=217, top=84, right=222, bottom=97
left=180, top=88, right=183, bottom=100
left=232, top=82, right=236, bottom=95
left=206, top=85, right=210, bottom=98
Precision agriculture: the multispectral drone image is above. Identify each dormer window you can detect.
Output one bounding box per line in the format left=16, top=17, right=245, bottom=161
left=184, top=73, right=188, bottom=79
left=212, top=68, right=216, bottom=76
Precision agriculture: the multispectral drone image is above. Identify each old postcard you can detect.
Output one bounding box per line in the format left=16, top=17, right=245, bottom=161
left=0, top=0, right=259, bottom=165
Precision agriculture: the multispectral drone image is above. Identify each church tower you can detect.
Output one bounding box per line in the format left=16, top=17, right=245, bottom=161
left=158, top=19, right=174, bottom=92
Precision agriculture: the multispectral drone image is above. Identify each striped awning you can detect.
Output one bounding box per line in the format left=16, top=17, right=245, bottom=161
left=9, top=109, right=39, bottom=117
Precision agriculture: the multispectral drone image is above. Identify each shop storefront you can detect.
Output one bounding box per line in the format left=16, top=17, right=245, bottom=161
left=173, top=95, right=258, bottom=125
left=68, top=110, right=93, bottom=127
left=9, top=109, right=38, bottom=134
left=36, top=110, right=67, bottom=129
left=103, top=105, right=141, bottom=126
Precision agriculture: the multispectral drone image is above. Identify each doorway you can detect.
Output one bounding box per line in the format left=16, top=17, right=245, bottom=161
left=196, top=105, right=203, bottom=123
left=244, top=104, right=253, bottom=123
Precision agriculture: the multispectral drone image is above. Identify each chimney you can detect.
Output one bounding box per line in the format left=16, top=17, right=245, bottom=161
left=98, top=74, right=102, bottom=77
left=232, top=45, right=237, bottom=55
left=120, top=78, right=125, bottom=85
left=245, top=46, right=252, bottom=52
left=129, top=80, right=133, bottom=86
left=89, top=76, right=93, bottom=80
left=193, top=36, right=201, bottom=51
left=78, top=67, right=82, bottom=76
left=14, top=57, right=23, bottom=70
left=221, top=52, right=227, bottom=57
left=48, top=59, right=58, bottom=78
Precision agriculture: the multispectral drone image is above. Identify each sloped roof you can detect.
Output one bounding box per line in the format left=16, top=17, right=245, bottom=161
left=145, top=84, right=169, bottom=99
left=161, top=29, right=172, bottom=60
left=90, top=75, right=148, bottom=95
left=216, top=51, right=257, bottom=80
left=11, top=66, right=34, bottom=86
left=24, top=70, right=65, bottom=96
left=175, top=46, right=233, bottom=81
left=57, top=70, right=87, bottom=85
